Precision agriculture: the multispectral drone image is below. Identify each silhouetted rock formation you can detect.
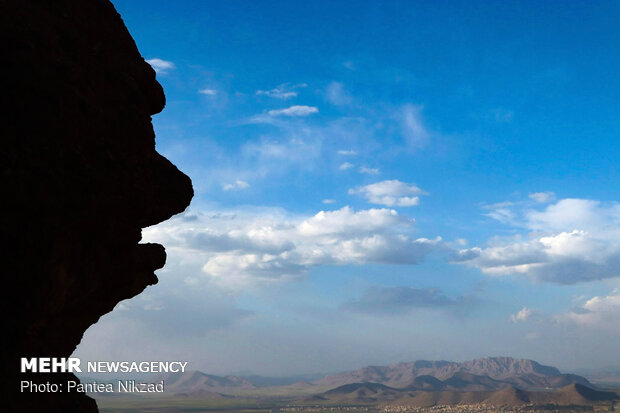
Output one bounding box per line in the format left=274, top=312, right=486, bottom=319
left=1, top=0, right=193, bottom=411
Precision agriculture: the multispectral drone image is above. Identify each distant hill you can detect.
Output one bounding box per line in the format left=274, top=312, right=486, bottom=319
left=550, top=383, right=619, bottom=405
left=155, top=370, right=255, bottom=395
left=483, top=386, right=531, bottom=406
left=319, top=382, right=404, bottom=403
left=365, top=383, right=618, bottom=407
left=314, top=356, right=592, bottom=391
left=408, top=375, right=445, bottom=391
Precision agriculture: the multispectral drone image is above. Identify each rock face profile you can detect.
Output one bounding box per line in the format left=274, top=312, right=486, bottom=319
left=1, top=0, right=193, bottom=411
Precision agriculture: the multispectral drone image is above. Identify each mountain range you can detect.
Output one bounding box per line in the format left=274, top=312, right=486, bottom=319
left=82, top=356, right=619, bottom=408
left=154, top=357, right=603, bottom=397
left=313, top=356, right=590, bottom=390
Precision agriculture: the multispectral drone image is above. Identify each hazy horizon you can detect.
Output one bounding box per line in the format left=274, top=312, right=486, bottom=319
left=73, top=356, right=620, bottom=381
left=73, top=0, right=620, bottom=377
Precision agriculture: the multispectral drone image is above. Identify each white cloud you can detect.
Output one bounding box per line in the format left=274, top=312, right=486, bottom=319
left=143, top=206, right=441, bottom=289
left=482, top=201, right=518, bottom=225
left=268, top=105, right=319, bottom=117
left=202, top=253, right=304, bottom=289
left=339, top=162, right=354, bottom=171
left=485, top=208, right=516, bottom=225
left=525, top=198, right=614, bottom=232
left=146, top=58, right=175, bottom=74
left=259, top=90, right=295, bottom=99
left=326, top=81, right=353, bottom=106
left=338, top=150, right=357, bottom=156
left=322, top=199, right=336, bottom=204
left=359, top=166, right=380, bottom=175
left=222, top=180, right=250, bottom=191
left=529, top=191, right=556, bottom=203
left=297, top=207, right=407, bottom=237
left=559, top=289, right=620, bottom=332
left=257, top=83, right=307, bottom=100
left=349, top=180, right=426, bottom=207
left=454, top=198, right=620, bottom=284
left=401, top=104, right=430, bottom=149
left=199, top=88, right=217, bottom=96
left=510, top=307, right=534, bottom=323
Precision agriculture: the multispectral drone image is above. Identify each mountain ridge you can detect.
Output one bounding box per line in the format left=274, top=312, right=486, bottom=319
left=153, top=357, right=595, bottom=396
left=314, top=356, right=588, bottom=390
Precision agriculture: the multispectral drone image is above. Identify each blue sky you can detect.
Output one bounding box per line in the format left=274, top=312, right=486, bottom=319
left=74, top=1, right=620, bottom=375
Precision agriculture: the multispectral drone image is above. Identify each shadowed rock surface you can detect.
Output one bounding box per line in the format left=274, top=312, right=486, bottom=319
left=1, top=0, right=193, bottom=411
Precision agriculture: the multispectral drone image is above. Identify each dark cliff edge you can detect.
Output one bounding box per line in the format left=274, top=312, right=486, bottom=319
left=1, top=1, right=193, bottom=411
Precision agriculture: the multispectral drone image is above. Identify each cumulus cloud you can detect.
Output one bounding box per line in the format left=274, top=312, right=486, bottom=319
left=529, top=191, right=556, bottom=203
left=401, top=104, right=430, bottom=149
left=322, top=199, right=336, bottom=204
left=268, top=105, right=319, bottom=117
left=339, top=162, right=354, bottom=171
left=143, top=207, right=442, bottom=289
left=146, top=58, right=175, bottom=74
left=297, top=207, right=407, bottom=237
left=202, top=253, right=305, bottom=289
left=257, top=83, right=307, bottom=99
left=558, top=289, right=620, bottom=332
left=326, top=81, right=353, bottom=106
left=454, top=198, right=620, bottom=284
left=349, top=180, right=426, bottom=207
left=222, top=180, right=250, bottom=191
left=342, top=286, right=470, bottom=315
left=510, top=307, right=534, bottom=323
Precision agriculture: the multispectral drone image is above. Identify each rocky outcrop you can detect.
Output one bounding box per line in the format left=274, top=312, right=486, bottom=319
left=1, top=0, right=193, bottom=411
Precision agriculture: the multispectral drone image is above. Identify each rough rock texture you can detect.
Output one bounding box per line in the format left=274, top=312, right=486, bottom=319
left=1, top=0, right=193, bottom=411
